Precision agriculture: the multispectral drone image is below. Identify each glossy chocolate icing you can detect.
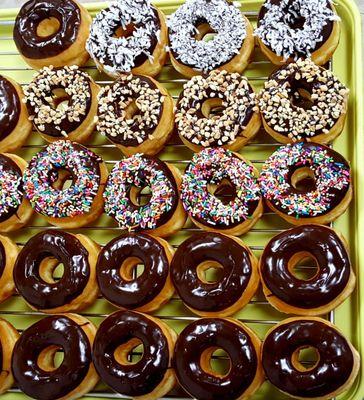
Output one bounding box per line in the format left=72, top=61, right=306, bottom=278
left=13, top=230, right=90, bottom=309
left=0, top=242, right=5, bottom=280
left=262, top=319, right=354, bottom=398
left=93, top=310, right=170, bottom=397
left=260, top=225, right=351, bottom=308
left=13, top=0, right=81, bottom=59
left=97, top=233, right=169, bottom=309
left=12, top=315, right=92, bottom=400
left=173, top=318, right=258, bottom=400
left=0, top=76, right=20, bottom=140
left=171, top=232, right=253, bottom=312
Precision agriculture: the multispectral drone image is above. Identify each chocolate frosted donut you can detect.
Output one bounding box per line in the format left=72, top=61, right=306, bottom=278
left=173, top=318, right=263, bottom=400
left=12, top=314, right=98, bottom=400
left=260, top=224, right=355, bottom=315
left=97, top=233, right=174, bottom=312
left=171, top=232, right=259, bottom=316
left=262, top=317, right=360, bottom=399
left=93, top=310, right=176, bottom=400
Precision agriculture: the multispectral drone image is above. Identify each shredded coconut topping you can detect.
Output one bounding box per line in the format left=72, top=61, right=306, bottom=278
left=168, top=0, right=246, bottom=72
left=176, top=70, right=257, bottom=147
left=86, top=0, right=160, bottom=75
left=255, top=0, right=339, bottom=60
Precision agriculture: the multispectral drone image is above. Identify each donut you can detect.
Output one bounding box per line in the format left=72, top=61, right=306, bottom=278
left=0, top=235, right=18, bottom=304
left=173, top=318, right=264, bottom=400
left=0, top=153, right=33, bottom=232
left=175, top=70, right=261, bottom=152
left=259, top=142, right=352, bottom=225
left=181, top=147, right=263, bottom=235
left=104, top=153, right=186, bottom=237
left=255, top=0, right=340, bottom=65
left=171, top=232, right=259, bottom=317
left=260, top=224, right=355, bottom=315
left=97, top=233, right=174, bottom=312
left=168, top=0, right=255, bottom=77
left=86, top=0, right=168, bottom=78
left=14, top=230, right=99, bottom=313
left=93, top=310, right=176, bottom=400
left=0, top=319, right=19, bottom=394
left=0, top=75, right=32, bottom=153
left=262, top=317, right=360, bottom=399
left=97, top=74, right=174, bottom=156
left=24, top=66, right=99, bottom=143
left=258, top=58, right=349, bottom=144
left=13, top=0, right=91, bottom=69
left=12, top=314, right=98, bottom=400
left=23, top=140, right=108, bottom=229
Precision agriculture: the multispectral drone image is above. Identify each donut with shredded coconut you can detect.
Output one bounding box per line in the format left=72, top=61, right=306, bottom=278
left=86, top=0, right=168, bottom=78
left=258, top=58, right=349, bottom=144
left=97, top=74, right=174, bottom=156
left=255, top=0, right=340, bottom=65
left=181, top=148, right=263, bottom=235
left=176, top=70, right=261, bottom=152
left=104, top=154, right=186, bottom=238
left=168, top=0, right=255, bottom=77
left=23, top=140, right=108, bottom=229
left=259, top=142, right=352, bottom=225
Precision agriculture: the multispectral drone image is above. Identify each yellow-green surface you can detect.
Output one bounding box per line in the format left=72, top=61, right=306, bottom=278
left=0, top=0, right=363, bottom=398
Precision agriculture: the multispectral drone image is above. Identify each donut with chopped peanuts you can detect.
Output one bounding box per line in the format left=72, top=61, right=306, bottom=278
left=97, top=74, right=174, bottom=156
left=104, top=154, right=187, bottom=238
left=86, top=0, right=168, bottom=78
left=24, top=65, right=99, bottom=143
left=23, top=140, right=108, bottom=229
left=168, top=0, right=255, bottom=78
left=176, top=70, right=261, bottom=152
left=255, top=0, right=340, bottom=65
left=258, top=59, right=349, bottom=144
left=181, top=148, right=263, bottom=236
left=259, top=142, right=352, bottom=225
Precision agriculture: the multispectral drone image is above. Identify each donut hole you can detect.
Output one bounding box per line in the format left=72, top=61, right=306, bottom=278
left=201, top=98, right=224, bottom=119
left=113, top=24, right=135, bottom=39
left=290, top=167, right=316, bottom=192
left=283, top=4, right=306, bottom=30
left=129, top=185, right=152, bottom=206
left=292, top=346, right=320, bottom=372
left=37, top=345, right=64, bottom=372
left=288, top=252, right=319, bottom=281
left=200, top=347, right=231, bottom=377
left=36, top=17, right=61, bottom=38
left=197, top=261, right=224, bottom=284
left=195, top=22, right=217, bottom=42
left=39, top=257, right=65, bottom=283
left=51, top=169, right=74, bottom=190
left=208, top=179, right=236, bottom=205
left=120, top=257, right=145, bottom=281
left=51, top=88, right=70, bottom=111
left=114, top=338, right=144, bottom=365
left=291, top=87, right=314, bottom=110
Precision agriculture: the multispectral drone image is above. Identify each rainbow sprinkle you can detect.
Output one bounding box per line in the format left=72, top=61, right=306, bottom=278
left=181, top=148, right=261, bottom=227
left=0, top=163, right=23, bottom=218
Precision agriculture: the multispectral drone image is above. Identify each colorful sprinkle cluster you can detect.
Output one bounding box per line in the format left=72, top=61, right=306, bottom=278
left=104, top=154, right=176, bottom=229
left=181, top=148, right=261, bottom=227
left=259, top=142, right=351, bottom=217
left=0, top=163, right=23, bottom=218
left=23, top=141, right=101, bottom=218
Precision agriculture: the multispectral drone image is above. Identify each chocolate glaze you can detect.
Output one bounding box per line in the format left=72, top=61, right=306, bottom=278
left=13, top=230, right=90, bottom=310
left=97, top=233, right=169, bottom=309
left=262, top=319, right=355, bottom=398
left=173, top=318, right=258, bottom=400
left=0, top=76, right=20, bottom=140
left=260, top=225, right=351, bottom=308
left=171, top=232, right=254, bottom=312
left=11, top=315, right=92, bottom=400
left=0, top=242, right=5, bottom=281
left=13, top=0, right=81, bottom=59
left=93, top=310, right=170, bottom=397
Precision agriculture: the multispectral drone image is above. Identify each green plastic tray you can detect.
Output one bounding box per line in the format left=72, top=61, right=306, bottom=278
left=0, top=0, right=363, bottom=398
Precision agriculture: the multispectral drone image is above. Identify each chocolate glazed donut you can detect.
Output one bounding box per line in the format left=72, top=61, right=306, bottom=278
left=93, top=310, right=177, bottom=400
left=260, top=224, right=356, bottom=315
left=262, top=317, right=360, bottom=399
left=171, top=232, right=259, bottom=316
left=0, top=77, right=20, bottom=141
left=173, top=318, right=264, bottom=400
left=11, top=314, right=98, bottom=400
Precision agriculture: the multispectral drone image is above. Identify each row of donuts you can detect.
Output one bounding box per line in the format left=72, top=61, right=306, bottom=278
left=0, top=58, right=349, bottom=155
left=0, top=141, right=352, bottom=235
left=13, top=0, right=341, bottom=77
left=0, top=311, right=359, bottom=400
left=0, top=225, right=355, bottom=317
